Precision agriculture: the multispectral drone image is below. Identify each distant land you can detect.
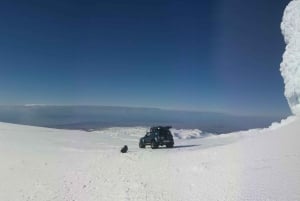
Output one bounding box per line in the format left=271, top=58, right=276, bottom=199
left=0, top=105, right=286, bottom=133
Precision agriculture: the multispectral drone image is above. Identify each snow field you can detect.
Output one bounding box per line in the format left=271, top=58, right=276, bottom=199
left=0, top=116, right=300, bottom=201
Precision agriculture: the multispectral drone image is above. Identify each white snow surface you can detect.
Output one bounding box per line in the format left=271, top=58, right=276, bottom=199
left=0, top=117, right=300, bottom=201
left=280, top=0, right=300, bottom=115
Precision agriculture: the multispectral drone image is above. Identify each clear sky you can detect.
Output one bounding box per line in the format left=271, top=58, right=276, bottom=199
left=0, top=0, right=292, bottom=117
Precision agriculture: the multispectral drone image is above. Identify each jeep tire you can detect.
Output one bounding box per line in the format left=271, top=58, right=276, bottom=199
left=139, top=141, right=145, bottom=148
left=151, top=140, right=158, bottom=149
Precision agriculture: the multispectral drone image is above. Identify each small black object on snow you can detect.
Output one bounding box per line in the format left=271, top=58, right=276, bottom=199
left=121, top=145, right=128, bottom=153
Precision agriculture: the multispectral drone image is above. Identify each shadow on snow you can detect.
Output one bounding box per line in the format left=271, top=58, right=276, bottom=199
left=159, top=144, right=201, bottom=149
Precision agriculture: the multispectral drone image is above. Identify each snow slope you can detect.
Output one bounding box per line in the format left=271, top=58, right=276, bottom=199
left=0, top=116, right=299, bottom=201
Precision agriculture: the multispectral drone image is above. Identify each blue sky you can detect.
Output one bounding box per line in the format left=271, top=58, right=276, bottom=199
left=0, top=0, right=292, bottom=117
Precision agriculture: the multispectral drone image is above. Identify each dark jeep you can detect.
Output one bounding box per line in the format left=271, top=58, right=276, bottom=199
left=139, top=126, right=174, bottom=149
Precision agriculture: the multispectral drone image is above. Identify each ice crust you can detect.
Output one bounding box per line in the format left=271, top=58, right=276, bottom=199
left=280, top=0, right=300, bottom=115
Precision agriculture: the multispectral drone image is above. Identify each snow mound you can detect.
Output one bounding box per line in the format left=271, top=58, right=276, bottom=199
left=280, top=0, right=300, bottom=115
left=171, top=128, right=209, bottom=139
left=268, top=115, right=297, bottom=130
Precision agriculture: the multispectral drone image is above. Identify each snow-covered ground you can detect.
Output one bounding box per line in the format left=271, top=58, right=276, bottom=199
left=0, top=116, right=299, bottom=201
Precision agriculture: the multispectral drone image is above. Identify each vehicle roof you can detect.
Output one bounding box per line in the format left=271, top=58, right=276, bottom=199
left=150, top=126, right=172, bottom=131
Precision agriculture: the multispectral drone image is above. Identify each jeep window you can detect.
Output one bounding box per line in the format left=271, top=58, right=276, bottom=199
left=159, top=130, right=171, bottom=137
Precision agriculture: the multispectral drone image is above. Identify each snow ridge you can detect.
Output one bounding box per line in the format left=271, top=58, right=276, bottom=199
left=171, top=128, right=211, bottom=139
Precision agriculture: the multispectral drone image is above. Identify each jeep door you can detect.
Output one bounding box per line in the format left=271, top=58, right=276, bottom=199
left=144, top=132, right=152, bottom=144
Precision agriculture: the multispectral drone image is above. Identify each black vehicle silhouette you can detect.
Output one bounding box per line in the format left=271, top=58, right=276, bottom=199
left=139, top=126, right=174, bottom=149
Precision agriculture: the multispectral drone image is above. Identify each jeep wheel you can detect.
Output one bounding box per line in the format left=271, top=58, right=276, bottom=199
left=151, top=141, right=158, bottom=149
left=166, top=143, right=174, bottom=148
left=139, top=142, right=145, bottom=148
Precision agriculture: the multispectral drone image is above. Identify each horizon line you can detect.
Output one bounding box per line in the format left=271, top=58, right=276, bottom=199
left=0, top=104, right=286, bottom=118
